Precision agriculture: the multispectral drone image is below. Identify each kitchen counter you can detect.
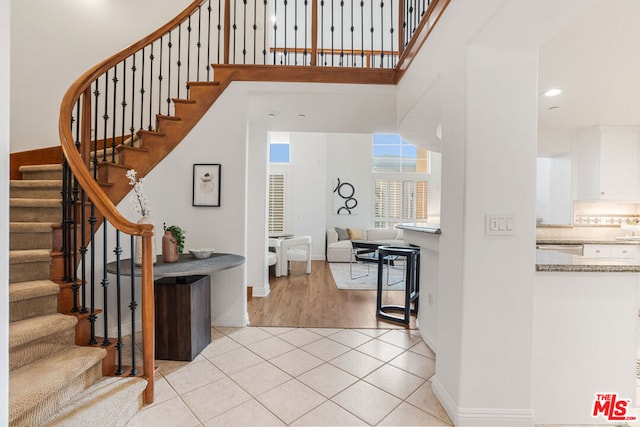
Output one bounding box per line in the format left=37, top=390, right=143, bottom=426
left=535, top=249, right=640, bottom=272
left=537, top=238, right=640, bottom=245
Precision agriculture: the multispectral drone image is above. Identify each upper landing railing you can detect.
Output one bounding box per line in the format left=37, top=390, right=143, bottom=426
left=58, top=0, right=449, bottom=405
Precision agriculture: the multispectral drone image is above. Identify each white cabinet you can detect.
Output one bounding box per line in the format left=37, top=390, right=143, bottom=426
left=574, top=127, right=640, bottom=201
left=582, top=244, right=610, bottom=258
left=583, top=244, right=639, bottom=259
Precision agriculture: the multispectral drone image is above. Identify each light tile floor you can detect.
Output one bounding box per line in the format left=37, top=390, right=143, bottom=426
left=127, top=326, right=452, bottom=426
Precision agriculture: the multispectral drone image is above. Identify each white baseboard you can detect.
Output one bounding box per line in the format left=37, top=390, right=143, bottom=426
left=251, top=279, right=271, bottom=297
left=432, top=376, right=534, bottom=427
left=416, top=319, right=437, bottom=353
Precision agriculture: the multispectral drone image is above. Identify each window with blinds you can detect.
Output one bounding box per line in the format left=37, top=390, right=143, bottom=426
left=375, top=179, right=428, bottom=228
left=268, top=174, right=285, bottom=233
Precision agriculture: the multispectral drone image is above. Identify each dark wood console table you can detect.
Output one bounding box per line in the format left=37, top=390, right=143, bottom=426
left=106, top=252, right=245, bottom=361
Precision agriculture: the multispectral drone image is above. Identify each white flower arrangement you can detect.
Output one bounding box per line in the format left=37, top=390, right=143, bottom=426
left=126, top=169, right=150, bottom=217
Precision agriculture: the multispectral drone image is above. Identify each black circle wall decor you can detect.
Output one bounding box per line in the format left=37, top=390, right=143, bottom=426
left=334, top=178, right=358, bottom=215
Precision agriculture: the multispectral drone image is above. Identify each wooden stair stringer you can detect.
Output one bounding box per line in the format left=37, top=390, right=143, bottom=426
left=99, top=77, right=232, bottom=204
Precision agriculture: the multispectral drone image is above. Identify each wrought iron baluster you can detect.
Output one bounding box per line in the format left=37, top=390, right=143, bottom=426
left=262, top=0, right=268, bottom=63
left=187, top=17, right=192, bottom=96
left=102, top=70, right=109, bottom=162
left=206, top=0, right=213, bottom=78
left=101, top=220, right=111, bottom=347
left=80, top=187, right=88, bottom=314
left=61, top=153, right=71, bottom=284
left=242, top=0, right=247, bottom=64
left=379, top=0, right=384, bottom=68
left=350, top=0, right=355, bottom=66
left=294, top=0, right=298, bottom=65
left=121, top=59, right=127, bottom=145
left=129, top=237, right=138, bottom=375
left=330, top=0, right=334, bottom=66
left=216, top=0, right=222, bottom=64
left=158, top=35, right=164, bottom=117
left=284, top=0, right=288, bottom=65
left=148, top=44, right=155, bottom=131
left=273, top=0, right=278, bottom=64
left=88, top=201, right=97, bottom=345
left=389, top=0, right=394, bottom=68
left=253, top=0, right=257, bottom=64
left=111, top=65, right=118, bottom=162
left=360, top=0, right=364, bottom=67
left=304, top=0, right=308, bottom=65
left=177, top=24, right=183, bottom=99
left=140, top=49, right=146, bottom=131
left=131, top=54, right=137, bottom=139
left=232, top=1, right=237, bottom=63
left=338, top=0, right=344, bottom=67
left=93, top=81, right=100, bottom=180
left=166, top=33, right=172, bottom=115
left=320, top=0, right=325, bottom=65
left=412, top=0, right=417, bottom=36
left=369, top=0, right=374, bottom=68
left=114, top=231, right=124, bottom=375
left=197, top=6, right=202, bottom=81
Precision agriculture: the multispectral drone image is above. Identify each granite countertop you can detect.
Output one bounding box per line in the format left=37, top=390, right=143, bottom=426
left=396, top=223, right=441, bottom=234
left=536, top=238, right=640, bottom=245
left=535, top=250, right=640, bottom=272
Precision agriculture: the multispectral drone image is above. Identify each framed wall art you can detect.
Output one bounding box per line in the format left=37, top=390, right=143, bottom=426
left=192, top=163, right=221, bottom=207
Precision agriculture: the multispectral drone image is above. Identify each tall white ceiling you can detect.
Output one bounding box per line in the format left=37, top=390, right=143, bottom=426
left=538, top=0, right=640, bottom=133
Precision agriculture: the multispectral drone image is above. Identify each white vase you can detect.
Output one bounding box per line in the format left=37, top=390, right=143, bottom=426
left=134, top=215, right=157, bottom=265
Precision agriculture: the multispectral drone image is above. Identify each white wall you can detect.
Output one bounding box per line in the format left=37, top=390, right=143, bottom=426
left=10, top=0, right=193, bottom=151
left=270, top=132, right=328, bottom=260
left=1, top=0, right=10, bottom=421
left=326, top=133, right=375, bottom=231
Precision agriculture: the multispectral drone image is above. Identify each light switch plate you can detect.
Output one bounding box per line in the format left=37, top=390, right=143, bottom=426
left=486, top=214, right=515, bottom=236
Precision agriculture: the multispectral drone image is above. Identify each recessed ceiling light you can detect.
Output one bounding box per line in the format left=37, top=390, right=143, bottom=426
left=548, top=106, right=559, bottom=110
left=543, top=88, right=562, bottom=97
left=297, top=114, right=306, bottom=118
left=268, top=113, right=277, bottom=118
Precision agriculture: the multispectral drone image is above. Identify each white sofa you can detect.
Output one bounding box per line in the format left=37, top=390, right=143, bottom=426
left=326, top=228, right=405, bottom=262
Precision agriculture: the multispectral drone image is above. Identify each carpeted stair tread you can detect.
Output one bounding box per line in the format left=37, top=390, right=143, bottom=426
left=9, top=280, right=59, bottom=303
left=10, top=222, right=55, bottom=251
left=9, top=280, right=60, bottom=322
left=9, top=314, right=78, bottom=370
left=9, top=249, right=51, bottom=263
left=10, top=314, right=77, bottom=349
left=10, top=180, right=63, bottom=199
left=10, top=180, right=62, bottom=189
left=19, top=164, right=63, bottom=177
left=9, top=346, right=107, bottom=425
left=10, top=222, right=57, bottom=232
left=19, top=164, right=63, bottom=172
left=10, top=198, right=62, bottom=208
left=41, top=376, right=147, bottom=427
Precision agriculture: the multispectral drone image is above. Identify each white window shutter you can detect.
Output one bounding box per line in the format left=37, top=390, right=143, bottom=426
left=268, top=174, right=285, bottom=233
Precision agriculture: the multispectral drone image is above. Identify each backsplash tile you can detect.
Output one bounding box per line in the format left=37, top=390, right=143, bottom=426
left=573, top=201, right=640, bottom=226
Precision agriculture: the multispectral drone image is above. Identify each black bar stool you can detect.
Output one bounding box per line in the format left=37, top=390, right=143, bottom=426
left=376, top=245, right=420, bottom=325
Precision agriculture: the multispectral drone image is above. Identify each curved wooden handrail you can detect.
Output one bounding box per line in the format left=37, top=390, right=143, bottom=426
left=58, top=0, right=206, bottom=237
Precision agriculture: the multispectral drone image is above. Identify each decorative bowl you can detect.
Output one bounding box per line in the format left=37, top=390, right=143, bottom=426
left=189, top=248, right=215, bottom=259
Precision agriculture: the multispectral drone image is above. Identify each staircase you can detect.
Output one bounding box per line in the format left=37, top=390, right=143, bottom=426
left=8, top=165, right=147, bottom=426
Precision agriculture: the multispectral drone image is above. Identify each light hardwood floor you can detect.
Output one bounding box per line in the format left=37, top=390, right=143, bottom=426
left=248, top=260, right=417, bottom=329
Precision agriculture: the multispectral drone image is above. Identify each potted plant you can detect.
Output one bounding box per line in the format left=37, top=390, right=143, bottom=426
left=162, top=223, right=186, bottom=262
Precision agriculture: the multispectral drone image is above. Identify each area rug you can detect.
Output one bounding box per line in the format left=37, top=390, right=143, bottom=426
left=329, top=262, right=406, bottom=290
